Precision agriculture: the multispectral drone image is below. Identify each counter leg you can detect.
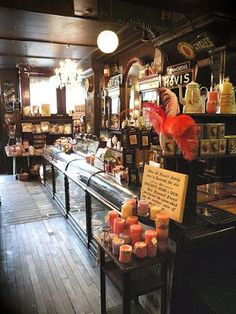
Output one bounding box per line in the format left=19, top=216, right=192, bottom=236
left=99, top=247, right=106, bottom=314
left=123, top=272, right=131, bottom=314
left=161, top=262, right=168, bottom=314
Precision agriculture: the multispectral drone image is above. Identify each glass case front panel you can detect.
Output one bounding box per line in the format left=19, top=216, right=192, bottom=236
left=54, top=167, right=66, bottom=206
left=44, top=158, right=53, bottom=191
left=90, top=196, right=109, bottom=236
left=68, top=178, right=87, bottom=231
left=66, top=159, right=100, bottom=185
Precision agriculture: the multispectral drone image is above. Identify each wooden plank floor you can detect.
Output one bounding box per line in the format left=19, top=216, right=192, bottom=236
left=0, top=175, right=122, bottom=313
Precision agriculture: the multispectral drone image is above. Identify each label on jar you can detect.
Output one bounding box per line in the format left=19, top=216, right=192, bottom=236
left=129, top=134, right=138, bottom=145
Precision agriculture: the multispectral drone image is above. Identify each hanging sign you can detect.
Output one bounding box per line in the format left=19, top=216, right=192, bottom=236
left=141, top=164, right=189, bottom=223
left=162, top=62, right=192, bottom=89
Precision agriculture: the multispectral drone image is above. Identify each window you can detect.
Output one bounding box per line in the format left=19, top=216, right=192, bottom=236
left=65, top=82, right=86, bottom=114
left=29, top=76, right=57, bottom=114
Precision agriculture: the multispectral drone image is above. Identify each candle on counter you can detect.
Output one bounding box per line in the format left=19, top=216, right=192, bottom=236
left=133, top=241, right=147, bottom=259
left=113, top=217, right=125, bottom=234
left=112, top=237, right=125, bottom=256
left=119, top=232, right=131, bottom=244
left=158, top=242, right=168, bottom=253
left=126, top=216, right=138, bottom=230
left=127, top=198, right=137, bottom=215
left=147, top=243, right=158, bottom=258
left=138, top=199, right=149, bottom=216
left=156, top=211, right=170, bottom=228
left=119, top=245, right=132, bottom=263
left=108, top=210, right=119, bottom=232
left=144, top=230, right=158, bottom=245
left=158, top=227, right=169, bottom=240
left=150, top=205, right=161, bottom=220
left=108, top=233, right=118, bottom=248
left=121, top=202, right=133, bottom=219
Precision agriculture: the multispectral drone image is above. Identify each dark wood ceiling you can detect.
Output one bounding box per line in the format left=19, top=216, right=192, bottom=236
left=0, top=0, right=234, bottom=70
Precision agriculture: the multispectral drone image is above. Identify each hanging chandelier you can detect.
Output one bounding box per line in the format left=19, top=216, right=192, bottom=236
left=54, top=58, right=82, bottom=89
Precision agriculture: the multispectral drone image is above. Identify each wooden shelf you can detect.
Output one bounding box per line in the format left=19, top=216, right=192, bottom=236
left=103, top=261, right=164, bottom=299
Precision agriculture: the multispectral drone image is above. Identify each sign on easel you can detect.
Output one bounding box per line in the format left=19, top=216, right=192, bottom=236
left=141, top=164, right=189, bottom=223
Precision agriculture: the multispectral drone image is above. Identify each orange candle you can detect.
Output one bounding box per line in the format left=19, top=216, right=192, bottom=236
left=127, top=198, right=137, bottom=215
left=119, top=245, right=132, bottom=263
left=121, top=202, right=133, bottom=219
left=126, top=216, right=139, bottom=230
left=113, top=217, right=125, bottom=234
left=150, top=206, right=161, bottom=220
left=144, top=229, right=158, bottom=245
left=130, top=224, right=143, bottom=236
left=112, top=237, right=125, bottom=256
left=156, top=211, right=170, bottom=228
left=108, top=210, right=119, bottom=232
left=133, top=241, right=147, bottom=258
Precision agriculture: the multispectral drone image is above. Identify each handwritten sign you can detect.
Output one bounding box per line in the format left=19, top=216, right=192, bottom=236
left=141, top=165, right=189, bottom=223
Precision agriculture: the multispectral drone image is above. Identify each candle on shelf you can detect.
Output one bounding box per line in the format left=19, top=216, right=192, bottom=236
left=119, top=232, right=131, bottom=244
left=119, top=245, right=132, bottom=263
left=127, top=198, right=137, bottom=215
left=150, top=206, right=161, bottom=220
left=126, top=216, right=139, bottom=230
left=108, top=210, right=119, bottom=232
left=133, top=241, right=147, bottom=259
left=108, top=233, right=118, bottom=248
left=130, top=224, right=143, bottom=246
left=113, top=217, right=125, bottom=234
left=121, top=202, right=133, bottom=219
left=138, top=199, right=149, bottom=216
left=112, top=237, right=125, bottom=256
left=155, top=211, right=170, bottom=228
left=144, top=229, right=157, bottom=245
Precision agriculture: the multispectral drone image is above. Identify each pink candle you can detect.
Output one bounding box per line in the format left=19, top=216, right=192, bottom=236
left=121, top=202, right=133, bottom=219
left=156, top=211, right=170, bottom=228
left=108, top=210, right=119, bottom=232
left=112, top=237, right=125, bottom=256
left=119, top=245, right=132, bottom=263
left=127, top=198, right=137, bottom=215
left=138, top=199, right=149, bottom=216
left=133, top=241, right=147, bottom=258
left=113, top=217, right=125, bottom=234
left=119, top=232, right=131, bottom=244
left=126, top=216, right=139, bottom=230
left=130, top=224, right=143, bottom=236
left=144, top=230, right=157, bottom=245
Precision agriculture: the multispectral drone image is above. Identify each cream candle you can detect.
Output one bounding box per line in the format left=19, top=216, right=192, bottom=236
left=108, top=210, right=119, bottom=232
left=144, top=229, right=157, bottom=245
left=127, top=198, right=137, bottom=215
left=108, top=233, right=118, bottom=248
left=138, top=199, right=149, bottom=216
left=121, top=202, right=133, bottom=219
left=150, top=206, right=161, bottom=220
left=119, top=245, right=132, bottom=263
left=133, top=241, right=147, bottom=258
left=156, top=211, right=170, bottom=228
left=126, top=216, right=138, bottom=230
left=113, top=217, right=125, bottom=234
left=112, top=237, right=125, bottom=256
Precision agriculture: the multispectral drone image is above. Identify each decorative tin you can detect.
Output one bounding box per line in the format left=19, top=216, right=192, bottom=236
left=197, top=123, right=204, bottom=139
left=217, top=123, right=225, bottom=138
left=218, top=139, right=227, bottom=154
left=199, top=139, right=210, bottom=155
left=210, top=139, right=219, bottom=154
left=205, top=123, right=218, bottom=139
left=138, top=128, right=150, bottom=150
left=226, top=137, right=236, bottom=154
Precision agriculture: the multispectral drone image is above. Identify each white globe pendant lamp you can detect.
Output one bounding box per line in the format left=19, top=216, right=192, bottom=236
left=97, top=30, right=119, bottom=53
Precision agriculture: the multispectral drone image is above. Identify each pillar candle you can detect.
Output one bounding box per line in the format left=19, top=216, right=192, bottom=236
left=130, top=224, right=143, bottom=246
left=158, top=227, right=169, bottom=240
left=155, top=211, right=170, bottom=228
left=208, top=90, right=218, bottom=101
left=108, top=210, right=119, bottom=232
left=119, top=245, right=132, bottom=263
left=121, top=202, right=133, bottom=219
left=133, top=241, right=147, bottom=258
left=147, top=243, right=157, bottom=258
left=150, top=206, right=161, bottom=220
left=138, top=199, right=149, bottom=216
left=108, top=233, right=118, bottom=248
left=113, top=217, right=125, bottom=234
left=126, top=216, right=138, bottom=230
left=119, top=232, right=131, bottom=244
left=112, top=237, right=125, bottom=256
left=144, top=229, right=157, bottom=245
left=127, top=198, right=137, bottom=215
